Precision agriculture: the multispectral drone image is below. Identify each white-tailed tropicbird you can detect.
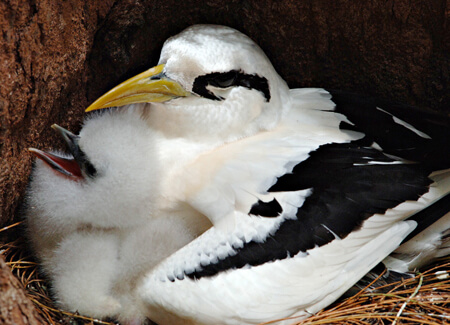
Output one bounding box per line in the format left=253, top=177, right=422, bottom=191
left=26, top=24, right=450, bottom=325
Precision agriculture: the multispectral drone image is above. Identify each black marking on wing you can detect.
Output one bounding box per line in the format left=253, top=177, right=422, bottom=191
left=185, top=143, right=432, bottom=280
left=192, top=70, right=271, bottom=101
left=327, top=90, right=450, bottom=171
left=269, top=144, right=394, bottom=192
left=249, top=198, right=282, bottom=217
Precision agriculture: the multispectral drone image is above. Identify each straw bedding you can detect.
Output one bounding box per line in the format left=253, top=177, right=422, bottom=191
left=1, top=221, right=448, bottom=325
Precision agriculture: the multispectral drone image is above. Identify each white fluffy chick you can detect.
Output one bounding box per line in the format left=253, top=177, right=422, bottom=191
left=25, top=106, right=211, bottom=323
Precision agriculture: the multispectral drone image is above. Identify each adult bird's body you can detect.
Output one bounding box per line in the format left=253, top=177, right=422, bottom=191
left=27, top=25, right=449, bottom=325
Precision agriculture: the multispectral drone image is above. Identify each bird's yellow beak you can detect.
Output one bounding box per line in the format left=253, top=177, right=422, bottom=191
left=85, top=64, right=190, bottom=112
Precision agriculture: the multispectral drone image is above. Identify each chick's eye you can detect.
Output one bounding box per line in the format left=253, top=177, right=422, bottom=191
left=77, top=148, right=97, bottom=178
left=84, top=160, right=97, bottom=178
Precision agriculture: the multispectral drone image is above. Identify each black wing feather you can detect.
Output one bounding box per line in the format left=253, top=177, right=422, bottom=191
left=327, top=90, right=450, bottom=170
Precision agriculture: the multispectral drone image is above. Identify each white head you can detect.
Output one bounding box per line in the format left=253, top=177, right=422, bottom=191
left=27, top=107, right=161, bottom=233
left=86, top=25, right=290, bottom=143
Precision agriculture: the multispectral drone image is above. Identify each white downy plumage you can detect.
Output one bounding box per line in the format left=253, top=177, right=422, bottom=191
left=26, top=25, right=450, bottom=325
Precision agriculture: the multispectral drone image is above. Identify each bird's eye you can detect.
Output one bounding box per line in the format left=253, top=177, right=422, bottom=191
left=83, top=159, right=98, bottom=178
left=211, top=72, right=238, bottom=88
left=76, top=148, right=98, bottom=178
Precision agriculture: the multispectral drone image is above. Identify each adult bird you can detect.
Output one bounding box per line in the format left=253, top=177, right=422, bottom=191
left=30, top=24, right=449, bottom=325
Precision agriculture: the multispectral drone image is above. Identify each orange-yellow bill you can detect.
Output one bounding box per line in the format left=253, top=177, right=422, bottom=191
left=85, top=64, right=190, bottom=112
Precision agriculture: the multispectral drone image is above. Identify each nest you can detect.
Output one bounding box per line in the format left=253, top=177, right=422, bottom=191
left=1, top=221, right=449, bottom=325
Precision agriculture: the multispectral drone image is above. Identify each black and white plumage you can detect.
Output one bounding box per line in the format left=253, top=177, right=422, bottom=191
left=27, top=24, right=450, bottom=325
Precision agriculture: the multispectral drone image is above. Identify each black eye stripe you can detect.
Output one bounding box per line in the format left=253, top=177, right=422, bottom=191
left=192, top=70, right=271, bottom=102
left=78, top=149, right=98, bottom=178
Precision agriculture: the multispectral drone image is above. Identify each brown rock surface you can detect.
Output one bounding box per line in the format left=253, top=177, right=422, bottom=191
left=0, top=0, right=449, bottom=323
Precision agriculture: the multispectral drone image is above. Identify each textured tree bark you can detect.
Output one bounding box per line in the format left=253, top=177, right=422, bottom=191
left=1, top=0, right=115, bottom=322
left=0, top=256, right=45, bottom=324
left=0, top=0, right=449, bottom=323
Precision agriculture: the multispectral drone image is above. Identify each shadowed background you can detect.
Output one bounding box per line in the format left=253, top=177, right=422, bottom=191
left=0, top=0, right=449, bottom=323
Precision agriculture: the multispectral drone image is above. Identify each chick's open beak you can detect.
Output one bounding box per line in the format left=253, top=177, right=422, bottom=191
left=29, top=124, right=85, bottom=179
left=85, top=64, right=190, bottom=112
left=29, top=148, right=82, bottom=178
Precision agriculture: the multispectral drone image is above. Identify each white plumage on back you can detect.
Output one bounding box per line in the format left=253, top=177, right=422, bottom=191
left=26, top=24, right=450, bottom=325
